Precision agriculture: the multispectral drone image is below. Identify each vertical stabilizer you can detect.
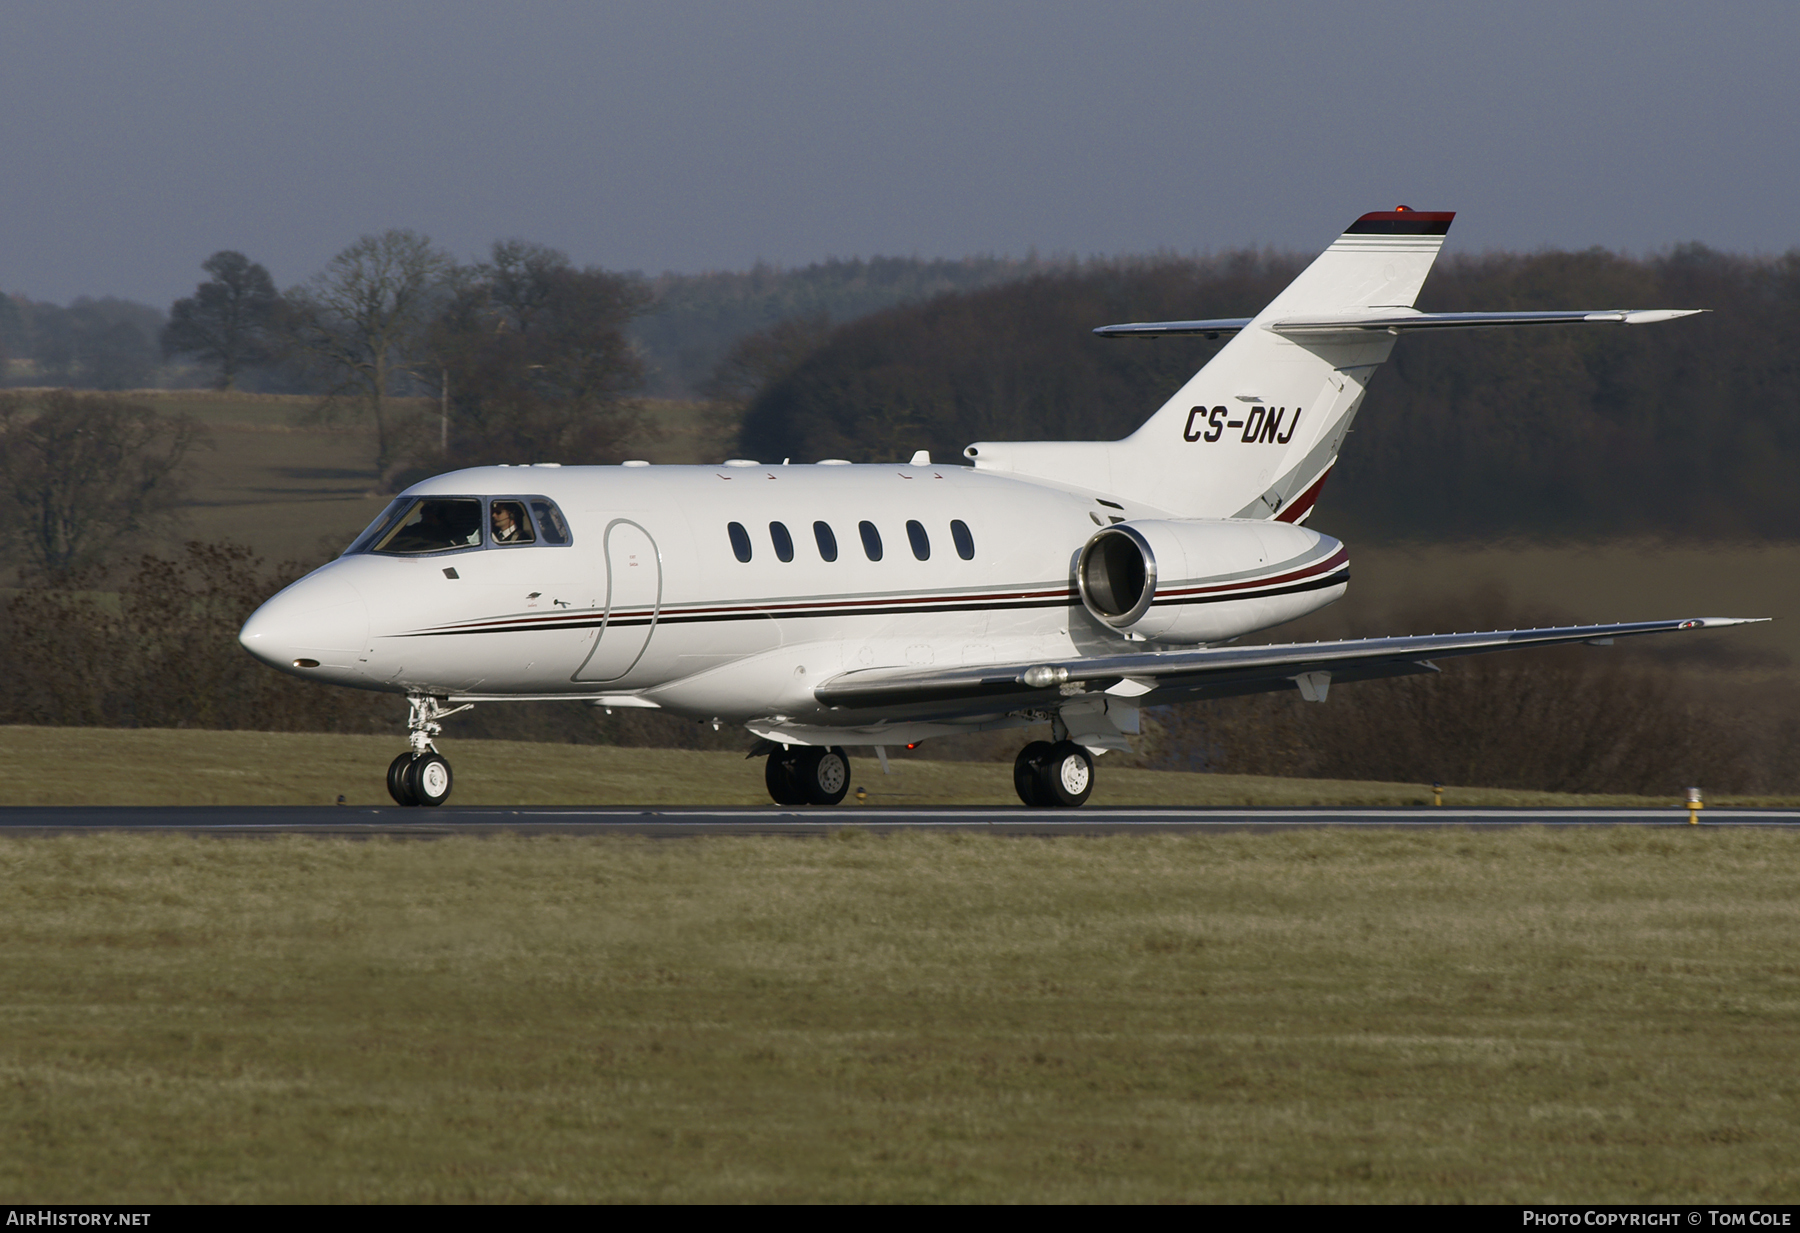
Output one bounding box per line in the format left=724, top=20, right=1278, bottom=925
left=965, top=209, right=1454, bottom=520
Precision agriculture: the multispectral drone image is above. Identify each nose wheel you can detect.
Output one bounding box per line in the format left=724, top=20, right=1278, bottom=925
left=387, top=695, right=470, bottom=807
left=387, top=751, right=454, bottom=807
left=1014, top=740, right=1094, bottom=807
left=765, top=746, right=851, bottom=806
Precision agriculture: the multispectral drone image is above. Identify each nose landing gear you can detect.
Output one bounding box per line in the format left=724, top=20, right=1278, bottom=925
left=387, top=695, right=471, bottom=807
left=1013, top=739, right=1094, bottom=807
left=387, top=750, right=454, bottom=807
left=765, top=745, right=852, bottom=806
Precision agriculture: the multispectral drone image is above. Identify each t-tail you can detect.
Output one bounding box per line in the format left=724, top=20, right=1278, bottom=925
left=963, top=208, right=1703, bottom=522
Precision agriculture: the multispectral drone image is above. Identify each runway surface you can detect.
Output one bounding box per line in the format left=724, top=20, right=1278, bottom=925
left=3, top=804, right=1797, bottom=836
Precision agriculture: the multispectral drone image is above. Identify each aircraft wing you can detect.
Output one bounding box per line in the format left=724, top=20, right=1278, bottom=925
left=813, top=617, right=1762, bottom=715
left=1092, top=309, right=1705, bottom=340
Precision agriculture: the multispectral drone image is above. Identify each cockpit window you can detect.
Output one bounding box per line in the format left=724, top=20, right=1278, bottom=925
left=344, top=498, right=411, bottom=555
left=529, top=499, right=571, bottom=545
left=346, top=494, right=572, bottom=554
left=367, top=498, right=484, bottom=554
left=490, top=499, right=535, bottom=545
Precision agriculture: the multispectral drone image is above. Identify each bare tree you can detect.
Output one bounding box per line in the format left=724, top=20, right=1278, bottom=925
left=161, top=251, right=280, bottom=390
left=0, top=390, right=206, bottom=580
left=421, top=240, right=649, bottom=468
left=283, top=229, right=456, bottom=475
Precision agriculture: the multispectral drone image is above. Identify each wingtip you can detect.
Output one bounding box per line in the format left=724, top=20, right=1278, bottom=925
left=1621, top=309, right=1708, bottom=324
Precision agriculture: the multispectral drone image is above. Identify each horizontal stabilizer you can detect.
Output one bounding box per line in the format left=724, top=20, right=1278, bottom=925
left=1095, top=309, right=1706, bottom=340
left=1268, top=308, right=1708, bottom=335
left=1092, top=317, right=1253, bottom=340
left=815, top=617, right=1764, bottom=712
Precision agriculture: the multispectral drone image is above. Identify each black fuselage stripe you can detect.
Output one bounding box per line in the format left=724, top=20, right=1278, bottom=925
left=399, top=568, right=1348, bottom=639
left=1151, top=569, right=1349, bottom=608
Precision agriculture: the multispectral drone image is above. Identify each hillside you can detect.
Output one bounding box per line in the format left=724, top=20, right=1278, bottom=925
left=736, top=246, right=1800, bottom=541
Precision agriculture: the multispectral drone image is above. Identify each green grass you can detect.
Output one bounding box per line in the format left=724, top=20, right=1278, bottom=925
left=0, top=726, right=1761, bottom=809
left=2, top=828, right=1799, bottom=1201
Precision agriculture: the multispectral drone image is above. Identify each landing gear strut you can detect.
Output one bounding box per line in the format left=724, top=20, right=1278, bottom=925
left=387, top=695, right=470, bottom=807
left=765, top=745, right=852, bottom=806
left=1014, top=739, right=1094, bottom=807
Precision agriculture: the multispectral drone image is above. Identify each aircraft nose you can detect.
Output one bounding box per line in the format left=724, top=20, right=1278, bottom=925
left=239, top=570, right=370, bottom=677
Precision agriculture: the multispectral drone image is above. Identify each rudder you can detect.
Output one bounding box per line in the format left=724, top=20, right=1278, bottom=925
left=965, top=209, right=1454, bottom=520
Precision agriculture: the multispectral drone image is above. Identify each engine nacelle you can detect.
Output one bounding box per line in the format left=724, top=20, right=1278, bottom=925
left=1075, top=519, right=1348, bottom=644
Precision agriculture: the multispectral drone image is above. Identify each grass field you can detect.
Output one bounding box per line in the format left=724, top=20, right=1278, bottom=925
left=0, top=726, right=1753, bottom=809
left=3, top=828, right=1798, bottom=1202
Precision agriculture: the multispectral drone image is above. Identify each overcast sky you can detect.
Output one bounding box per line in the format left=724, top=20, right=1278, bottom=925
left=3, top=0, right=1795, bottom=306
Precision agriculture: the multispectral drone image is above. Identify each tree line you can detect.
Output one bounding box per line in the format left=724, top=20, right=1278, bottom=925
left=0, top=294, right=168, bottom=390
left=1, top=245, right=1045, bottom=400
left=19, top=234, right=1795, bottom=541
left=733, top=245, right=1800, bottom=541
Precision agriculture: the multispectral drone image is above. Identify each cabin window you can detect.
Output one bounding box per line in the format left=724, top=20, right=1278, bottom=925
left=951, top=519, right=975, bottom=560
left=728, top=522, right=752, bottom=562
left=770, top=521, right=795, bottom=562
left=906, top=519, right=930, bottom=561
left=365, top=498, right=484, bottom=555
left=814, top=521, right=838, bottom=562
left=859, top=521, right=883, bottom=561
left=490, top=500, right=535, bottom=545
left=529, top=499, right=571, bottom=545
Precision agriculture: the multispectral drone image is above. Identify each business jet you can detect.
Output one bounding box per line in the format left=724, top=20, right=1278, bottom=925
left=239, top=207, right=1754, bottom=808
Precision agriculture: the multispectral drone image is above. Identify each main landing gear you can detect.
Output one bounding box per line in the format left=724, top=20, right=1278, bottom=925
left=754, top=736, right=1096, bottom=809
left=765, top=745, right=852, bottom=806
left=387, top=695, right=471, bottom=807
left=1013, top=740, right=1095, bottom=808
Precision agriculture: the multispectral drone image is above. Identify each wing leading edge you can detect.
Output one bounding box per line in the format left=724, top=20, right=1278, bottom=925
left=1092, top=309, right=1706, bottom=340
left=813, top=618, right=1763, bottom=715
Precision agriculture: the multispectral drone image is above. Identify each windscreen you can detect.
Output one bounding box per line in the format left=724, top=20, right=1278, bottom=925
left=364, top=498, right=485, bottom=554
left=343, top=499, right=411, bottom=555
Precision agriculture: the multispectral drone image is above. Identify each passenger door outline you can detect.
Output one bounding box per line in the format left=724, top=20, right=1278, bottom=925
left=572, top=519, right=662, bottom=682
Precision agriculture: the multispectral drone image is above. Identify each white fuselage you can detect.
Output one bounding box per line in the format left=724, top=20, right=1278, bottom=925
left=239, top=461, right=1348, bottom=737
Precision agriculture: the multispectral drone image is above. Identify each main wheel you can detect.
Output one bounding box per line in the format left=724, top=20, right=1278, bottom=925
left=404, top=752, right=454, bottom=807
left=765, top=750, right=807, bottom=805
left=1014, top=741, right=1053, bottom=806
left=387, top=752, right=419, bottom=806
left=793, top=746, right=851, bottom=806
left=1038, top=740, right=1094, bottom=808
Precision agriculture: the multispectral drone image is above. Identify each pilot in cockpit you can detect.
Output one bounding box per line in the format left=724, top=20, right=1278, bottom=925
left=491, top=500, right=534, bottom=545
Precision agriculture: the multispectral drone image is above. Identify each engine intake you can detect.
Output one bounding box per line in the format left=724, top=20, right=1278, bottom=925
left=1077, top=526, right=1155, bottom=627
left=1075, top=519, right=1346, bottom=644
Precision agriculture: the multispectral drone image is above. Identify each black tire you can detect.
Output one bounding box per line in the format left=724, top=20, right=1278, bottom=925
left=387, top=752, right=419, bottom=807
left=1014, top=741, right=1053, bottom=807
left=404, top=752, right=454, bottom=807
left=1039, top=740, right=1094, bottom=808
left=794, top=746, right=851, bottom=806
left=765, top=750, right=807, bottom=805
